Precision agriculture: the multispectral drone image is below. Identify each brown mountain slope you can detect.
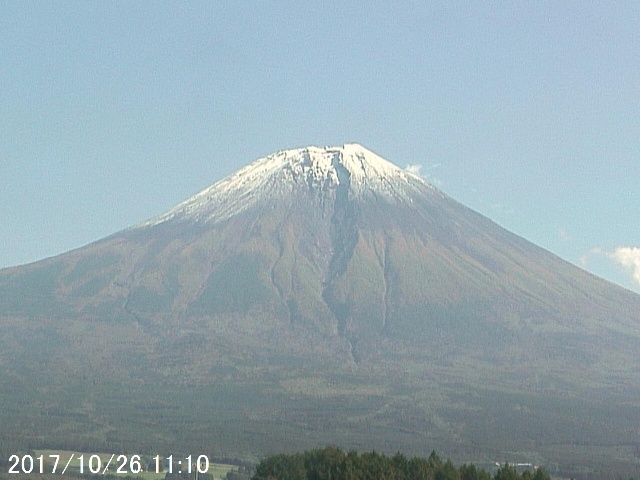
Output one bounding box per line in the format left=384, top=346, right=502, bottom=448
left=1, top=144, right=639, bottom=478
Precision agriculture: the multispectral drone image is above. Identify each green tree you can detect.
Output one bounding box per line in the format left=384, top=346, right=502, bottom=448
left=435, top=459, right=461, bottom=480
left=428, top=451, right=443, bottom=470
left=407, top=456, right=435, bottom=480
left=531, top=468, right=551, bottom=480
left=392, top=452, right=409, bottom=480
left=342, top=450, right=362, bottom=480
left=305, top=447, right=345, bottom=480
left=493, top=464, right=519, bottom=480
left=253, top=453, right=305, bottom=480
left=357, top=450, right=397, bottom=480
left=459, top=464, right=491, bottom=480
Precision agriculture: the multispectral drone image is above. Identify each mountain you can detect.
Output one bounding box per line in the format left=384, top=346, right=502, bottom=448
left=1, top=144, right=640, bottom=478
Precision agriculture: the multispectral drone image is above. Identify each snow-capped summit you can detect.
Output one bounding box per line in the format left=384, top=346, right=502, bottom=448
left=141, top=143, right=432, bottom=227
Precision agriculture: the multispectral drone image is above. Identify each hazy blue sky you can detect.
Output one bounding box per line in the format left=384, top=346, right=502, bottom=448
left=1, top=1, right=638, bottom=292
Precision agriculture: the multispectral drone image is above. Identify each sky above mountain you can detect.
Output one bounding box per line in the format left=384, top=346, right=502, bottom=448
left=1, top=2, right=638, bottom=293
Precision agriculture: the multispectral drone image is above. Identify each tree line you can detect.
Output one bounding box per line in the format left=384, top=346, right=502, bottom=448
left=251, top=447, right=551, bottom=480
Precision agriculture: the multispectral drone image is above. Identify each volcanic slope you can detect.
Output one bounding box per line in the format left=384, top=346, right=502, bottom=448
left=1, top=144, right=640, bottom=477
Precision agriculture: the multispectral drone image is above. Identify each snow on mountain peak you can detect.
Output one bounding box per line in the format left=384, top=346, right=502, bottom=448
left=140, top=144, right=432, bottom=228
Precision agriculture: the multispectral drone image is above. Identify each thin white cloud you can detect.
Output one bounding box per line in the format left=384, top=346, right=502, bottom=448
left=490, top=203, right=514, bottom=215
left=558, top=227, right=571, bottom=241
left=405, top=163, right=443, bottom=187
left=405, top=163, right=442, bottom=187
left=405, top=164, right=423, bottom=176
left=583, top=246, right=640, bottom=288
left=609, top=247, right=640, bottom=285
left=580, top=247, right=603, bottom=266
